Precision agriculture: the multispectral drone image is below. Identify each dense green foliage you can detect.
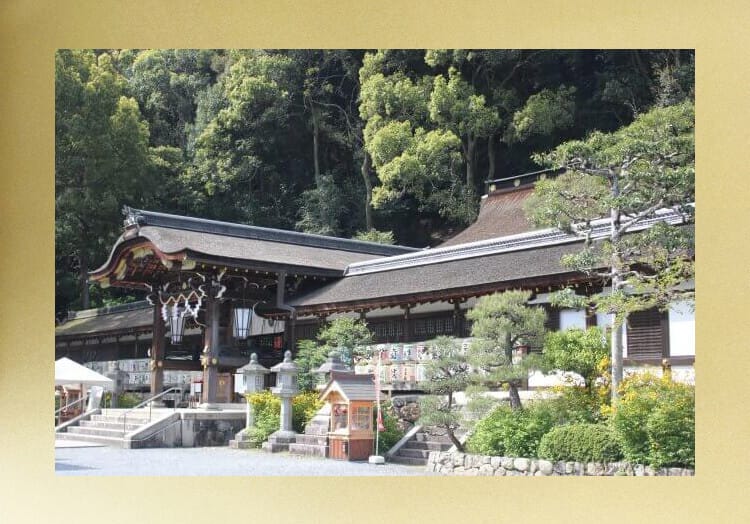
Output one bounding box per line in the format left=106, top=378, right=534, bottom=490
left=244, top=390, right=323, bottom=447
left=377, top=401, right=405, bottom=453
left=315, top=317, right=373, bottom=367
left=466, top=290, right=546, bottom=409
left=541, top=328, right=609, bottom=390
left=546, top=386, right=608, bottom=424
left=294, top=339, right=329, bottom=391
left=525, top=101, right=695, bottom=398
left=610, top=374, right=695, bottom=468
left=55, top=49, right=694, bottom=319
left=417, top=337, right=471, bottom=450
left=538, top=423, right=622, bottom=463
left=115, top=392, right=143, bottom=409
left=466, top=402, right=557, bottom=457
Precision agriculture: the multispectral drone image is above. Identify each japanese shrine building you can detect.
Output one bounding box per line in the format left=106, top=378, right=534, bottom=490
left=55, top=172, right=695, bottom=404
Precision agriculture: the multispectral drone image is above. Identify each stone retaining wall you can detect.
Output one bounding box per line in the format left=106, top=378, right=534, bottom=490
left=426, top=451, right=694, bottom=476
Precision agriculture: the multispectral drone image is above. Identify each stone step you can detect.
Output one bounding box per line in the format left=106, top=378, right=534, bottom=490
left=55, top=432, right=127, bottom=447
left=395, top=448, right=431, bottom=459
left=79, top=420, right=144, bottom=431
left=91, top=414, right=155, bottom=424
left=293, top=435, right=328, bottom=446
left=415, top=432, right=454, bottom=444
left=67, top=426, right=130, bottom=438
left=404, top=441, right=452, bottom=451
left=288, top=443, right=328, bottom=458
left=387, top=455, right=427, bottom=466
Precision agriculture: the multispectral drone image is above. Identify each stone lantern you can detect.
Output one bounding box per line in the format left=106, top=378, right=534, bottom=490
left=238, top=353, right=269, bottom=428
left=313, top=350, right=352, bottom=390
left=263, top=350, right=299, bottom=452
left=229, top=352, right=269, bottom=449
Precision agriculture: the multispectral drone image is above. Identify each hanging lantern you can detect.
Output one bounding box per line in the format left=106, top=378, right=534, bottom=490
left=168, top=304, right=187, bottom=345
left=233, top=305, right=253, bottom=339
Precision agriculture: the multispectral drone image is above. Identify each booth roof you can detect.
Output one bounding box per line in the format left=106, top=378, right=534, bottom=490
left=320, top=371, right=376, bottom=402
left=55, top=357, right=114, bottom=388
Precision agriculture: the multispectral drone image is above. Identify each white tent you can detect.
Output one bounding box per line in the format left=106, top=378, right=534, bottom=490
left=54, top=357, right=114, bottom=390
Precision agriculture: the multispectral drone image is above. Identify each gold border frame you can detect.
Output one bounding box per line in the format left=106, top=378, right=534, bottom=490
left=2, top=1, right=748, bottom=522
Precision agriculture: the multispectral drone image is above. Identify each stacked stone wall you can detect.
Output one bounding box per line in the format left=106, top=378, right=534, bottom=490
left=426, top=451, right=694, bottom=476
left=389, top=395, right=421, bottom=432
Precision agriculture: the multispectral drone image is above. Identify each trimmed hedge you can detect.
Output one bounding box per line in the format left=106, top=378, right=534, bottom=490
left=538, top=423, right=622, bottom=462
left=466, top=403, right=557, bottom=457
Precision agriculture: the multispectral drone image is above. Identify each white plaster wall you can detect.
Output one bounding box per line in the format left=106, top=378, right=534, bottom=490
left=528, top=370, right=585, bottom=388
left=669, top=301, right=695, bottom=357
left=559, top=309, right=586, bottom=330
left=623, top=365, right=695, bottom=385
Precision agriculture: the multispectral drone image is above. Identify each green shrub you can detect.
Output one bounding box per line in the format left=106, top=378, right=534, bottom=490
left=292, top=391, right=324, bottom=433
left=610, top=373, right=694, bottom=468
left=376, top=401, right=405, bottom=453
left=538, top=423, right=622, bottom=462
left=466, top=402, right=556, bottom=457
left=243, top=390, right=324, bottom=447
left=117, top=392, right=143, bottom=409
left=547, top=386, right=607, bottom=424
left=541, top=327, right=609, bottom=389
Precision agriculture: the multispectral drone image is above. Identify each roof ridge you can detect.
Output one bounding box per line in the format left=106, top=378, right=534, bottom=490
left=344, top=207, right=689, bottom=277
left=123, top=207, right=419, bottom=257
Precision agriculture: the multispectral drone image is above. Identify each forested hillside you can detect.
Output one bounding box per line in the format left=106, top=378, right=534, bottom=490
left=55, top=49, right=694, bottom=318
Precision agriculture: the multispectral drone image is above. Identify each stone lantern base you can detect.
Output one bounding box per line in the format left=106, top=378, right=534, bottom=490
left=262, top=429, right=297, bottom=453
left=228, top=431, right=255, bottom=449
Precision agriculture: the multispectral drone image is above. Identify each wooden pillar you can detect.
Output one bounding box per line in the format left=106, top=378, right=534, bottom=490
left=452, top=299, right=465, bottom=337
left=585, top=305, right=597, bottom=328
left=202, top=293, right=220, bottom=405
left=287, top=313, right=297, bottom=353
left=150, top=303, right=165, bottom=397
left=403, top=305, right=413, bottom=343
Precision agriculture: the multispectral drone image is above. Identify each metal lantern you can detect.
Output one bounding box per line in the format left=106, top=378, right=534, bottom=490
left=168, top=304, right=187, bottom=345
left=233, top=304, right=253, bottom=339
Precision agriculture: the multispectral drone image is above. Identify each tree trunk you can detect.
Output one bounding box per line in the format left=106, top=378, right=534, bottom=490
left=79, top=251, right=89, bottom=309
left=465, top=134, right=477, bottom=192
left=312, top=108, right=322, bottom=189
left=487, top=134, right=496, bottom=182
left=360, top=150, right=373, bottom=231
left=445, top=392, right=464, bottom=451
left=610, top=312, right=624, bottom=401
left=447, top=427, right=464, bottom=452
left=609, top=171, right=624, bottom=402
left=508, top=381, right=522, bottom=410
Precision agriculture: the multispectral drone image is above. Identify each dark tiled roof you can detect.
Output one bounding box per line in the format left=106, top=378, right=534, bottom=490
left=125, top=208, right=417, bottom=257
left=290, top=240, right=584, bottom=309
left=55, top=303, right=153, bottom=337
left=440, top=186, right=537, bottom=247
left=135, top=225, right=388, bottom=272
left=92, top=208, right=419, bottom=277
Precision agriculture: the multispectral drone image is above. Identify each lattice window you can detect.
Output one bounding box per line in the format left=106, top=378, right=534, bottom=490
left=627, top=308, right=667, bottom=360
left=414, top=316, right=455, bottom=337
left=369, top=318, right=404, bottom=341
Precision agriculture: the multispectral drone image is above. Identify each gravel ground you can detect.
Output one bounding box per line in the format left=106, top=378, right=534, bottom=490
left=55, top=445, right=435, bottom=476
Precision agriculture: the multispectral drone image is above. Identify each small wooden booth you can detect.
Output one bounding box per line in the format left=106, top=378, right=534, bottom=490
left=319, top=371, right=376, bottom=461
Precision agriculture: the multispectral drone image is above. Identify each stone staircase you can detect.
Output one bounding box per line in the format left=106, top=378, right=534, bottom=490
left=55, top=409, right=165, bottom=448
left=288, top=404, right=331, bottom=458
left=388, top=427, right=457, bottom=466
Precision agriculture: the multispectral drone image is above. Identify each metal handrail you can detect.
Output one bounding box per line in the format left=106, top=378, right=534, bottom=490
left=55, top=394, right=89, bottom=426
left=128, top=416, right=184, bottom=445
left=118, top=387, right=181, bottom=435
